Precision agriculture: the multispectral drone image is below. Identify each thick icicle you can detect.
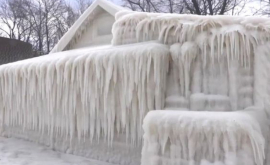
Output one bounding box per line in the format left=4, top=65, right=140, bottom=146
left=142, top=110, right=265, bottom=165
left=0, top=42, right=169, bottom=145
left=112, top=11, right=270, bottom=47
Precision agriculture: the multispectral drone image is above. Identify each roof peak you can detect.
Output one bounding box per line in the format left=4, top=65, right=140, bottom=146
left=50, top=0, right=127, bottom=53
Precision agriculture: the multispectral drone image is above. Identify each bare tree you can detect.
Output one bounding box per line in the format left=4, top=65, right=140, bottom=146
left=0, top=0, right=33, bottom=41
left=253, top=0, right=270, bottom=15
left=0, top=0, right=93, bottom=55
left=65, top=4, right=79, bottom=28
left=75, top=0, right=93, bottom=15
left=39, top=0, right=70, bottom=53
left=123, top=0, right=250, bottom=15
left=0, top=0, right=88, bottom=54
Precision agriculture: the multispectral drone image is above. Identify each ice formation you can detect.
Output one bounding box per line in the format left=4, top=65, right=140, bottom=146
left=142, top=110, right=265, bottom=165
left=0, top=43, right=169, bottom=146
left=112, top=11, right=270, bottom=47
left=1, top=8, right=270, bottom=165
left=111, top=11, right=270, bottom=165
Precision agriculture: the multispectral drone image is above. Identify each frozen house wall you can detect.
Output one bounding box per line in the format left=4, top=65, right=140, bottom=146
left=0, top=42, right=169, bottom=165
left=165, top=42, right=254, bottom=111
left=112, top=11, right=270, bottom=165
left=111, top=11, right=269, bottom=112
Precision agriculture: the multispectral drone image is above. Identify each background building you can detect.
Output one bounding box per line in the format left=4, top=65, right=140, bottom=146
left=0, top=37, right=33, bottom=65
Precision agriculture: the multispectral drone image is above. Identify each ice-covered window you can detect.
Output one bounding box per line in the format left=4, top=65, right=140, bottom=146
left=97, top=15, right=114, bottom=36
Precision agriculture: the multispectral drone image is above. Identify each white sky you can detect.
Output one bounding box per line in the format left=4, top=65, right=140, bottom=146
left=66, top=0, right=123, bottom=6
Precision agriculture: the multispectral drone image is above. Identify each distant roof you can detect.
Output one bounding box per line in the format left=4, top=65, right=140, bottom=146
left=0, top=37, right=33, bottom=65
left=50, top=0, right=126, bottom=53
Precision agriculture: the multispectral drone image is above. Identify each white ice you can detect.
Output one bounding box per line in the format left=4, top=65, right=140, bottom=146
left=142, top=110, right=266, bottom=165
left=2, top=8, right=270, bottom=165
left=0, top=42, right=169, bottom=165
left=110, top=10, right=270, bottom=165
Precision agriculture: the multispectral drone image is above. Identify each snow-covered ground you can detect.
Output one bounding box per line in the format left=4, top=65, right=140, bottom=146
left=0, top=137, right=115, bottom=165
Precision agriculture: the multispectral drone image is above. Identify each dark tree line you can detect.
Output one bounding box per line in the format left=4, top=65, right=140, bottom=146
left=0, top=0, right=91, bottom=55
left=122, top=0, right=266, bottom=15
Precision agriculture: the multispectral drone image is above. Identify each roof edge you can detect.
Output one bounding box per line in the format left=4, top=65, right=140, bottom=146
left=50, top=0, right=126, bottom=54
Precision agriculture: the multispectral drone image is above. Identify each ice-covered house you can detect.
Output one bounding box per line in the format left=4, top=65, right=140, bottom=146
left=50, top=0, right=125, bottom=53
left=0, top=0, right=270, bottom=165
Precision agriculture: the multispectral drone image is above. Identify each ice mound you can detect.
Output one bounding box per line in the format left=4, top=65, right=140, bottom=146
left=142, top=110, right=265, bottom=165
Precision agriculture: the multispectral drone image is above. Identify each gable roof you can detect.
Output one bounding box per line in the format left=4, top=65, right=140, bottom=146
left=50, top=0, right=125, bottom=53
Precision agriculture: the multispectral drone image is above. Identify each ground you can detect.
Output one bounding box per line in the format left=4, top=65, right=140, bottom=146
left=0, top=137, right=115, bottom=165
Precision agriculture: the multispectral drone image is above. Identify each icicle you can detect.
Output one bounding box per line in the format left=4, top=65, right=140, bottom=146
left=142, top=110, right=265, bottom=165
left=0, top=42, right=169, bottom=147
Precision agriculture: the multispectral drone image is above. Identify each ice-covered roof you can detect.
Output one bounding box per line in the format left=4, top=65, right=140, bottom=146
left=50, top=0, right=126, bottom=54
